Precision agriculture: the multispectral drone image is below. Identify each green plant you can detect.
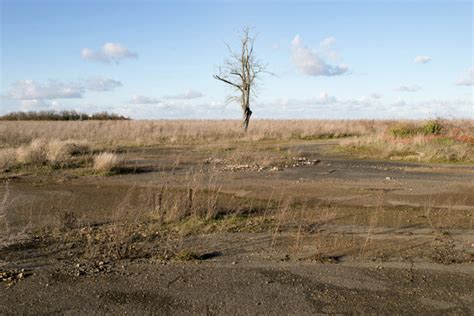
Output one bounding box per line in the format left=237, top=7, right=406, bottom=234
left=421, top=120, right=443, bottom=135
left=389, top=125, right=418, bottom=138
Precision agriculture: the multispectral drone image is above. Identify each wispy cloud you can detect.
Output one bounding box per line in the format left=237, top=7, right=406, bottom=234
left=164, top=90, right=204, bottom=100
left=81, top=42, right=137, bottom=63
left=130, top=95, right=161, bottom=104
left=257, top=95, right=472, bottom=119
left=396, top=84, right=421, bottom=92
left=414, top=56, right=432, bottom=64
left=456, top=69, right=474, bottom=86
left=291, top=35, right=348, bottom=76
left=370, top=93, right=382, bottom=99
left=6, top=80, right=84, bottom=100
left=4, top=78, right=122, bottom=100
left=84, top=77, right=123, bottom=91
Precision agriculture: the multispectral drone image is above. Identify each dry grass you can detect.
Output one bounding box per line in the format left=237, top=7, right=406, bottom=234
left=0, top=119, right=392, bottom=147
left=16, top=139, right=48, bottom=166
left=0, top=148, right=16, bottom=170
left=1, top=119, right=471, bottom=164
left=46, top=140, right=90, bottom=166
left=0, top=139, right=91, bottom=170
left=340, top=120, right=474, bottom=163
left=93, top=152, right=122, bottom=173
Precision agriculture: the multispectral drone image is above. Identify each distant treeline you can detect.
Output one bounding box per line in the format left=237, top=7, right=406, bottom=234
left=0, top=111, right=130, bottom=121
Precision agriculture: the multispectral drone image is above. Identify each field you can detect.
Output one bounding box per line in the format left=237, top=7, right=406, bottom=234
left=1, top=119, right=473, bottom=314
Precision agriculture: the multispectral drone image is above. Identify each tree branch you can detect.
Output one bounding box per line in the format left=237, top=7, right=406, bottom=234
left=213, top=75, right=243, bottom=91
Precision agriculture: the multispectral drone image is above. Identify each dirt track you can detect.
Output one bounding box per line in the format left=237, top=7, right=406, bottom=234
left=1, top=141, right=473, bottom=314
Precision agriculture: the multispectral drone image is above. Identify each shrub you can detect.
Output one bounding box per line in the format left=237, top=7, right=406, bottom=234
left=421, top=120, right=443, bottom=135
left=93, top=152, right=121, bottom=172
left=0, top=110, right=129, bottom=121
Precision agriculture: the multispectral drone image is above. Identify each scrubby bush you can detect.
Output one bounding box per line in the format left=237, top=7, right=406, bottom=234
left=421, top=120, right=443, bottom=135
left=389, top=120, right=445, bottom=138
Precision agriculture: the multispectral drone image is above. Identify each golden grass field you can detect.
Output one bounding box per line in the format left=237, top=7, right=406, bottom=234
left=1, top=119, right=473, bottom=172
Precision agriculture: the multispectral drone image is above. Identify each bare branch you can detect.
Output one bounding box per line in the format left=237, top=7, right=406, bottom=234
left=213, top=27, right=269, bottom=131
left=213, top=75, right=242, bottom=91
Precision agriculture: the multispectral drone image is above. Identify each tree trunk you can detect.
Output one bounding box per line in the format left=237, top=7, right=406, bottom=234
left=243, top=107, right=252, bottom=132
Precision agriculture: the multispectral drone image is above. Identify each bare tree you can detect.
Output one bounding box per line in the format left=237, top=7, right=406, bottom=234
left=214, top=28, right=266, bottom=132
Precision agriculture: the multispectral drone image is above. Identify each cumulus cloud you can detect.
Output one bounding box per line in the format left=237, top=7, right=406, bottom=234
left=130, top=95, right=161, bottom=104
left=81, top=42, right=137, bottom=63
left=396, top=84, right=421, bottom=92
left=456, top=69, right=474, bottom=86
left=414, top=56, right=432, bottom=64
left=164, top=90, right=204, bottom=100
left=291, top=35, right=348, bottom=76
left=4, top=77, right=122, bottom=100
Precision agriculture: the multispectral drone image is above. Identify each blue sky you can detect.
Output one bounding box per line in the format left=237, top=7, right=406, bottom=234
left=1, top=0, right=473, bottom=119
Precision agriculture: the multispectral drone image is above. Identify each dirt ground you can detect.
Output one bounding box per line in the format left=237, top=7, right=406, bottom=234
left=1, top=140, right=473, bottom=314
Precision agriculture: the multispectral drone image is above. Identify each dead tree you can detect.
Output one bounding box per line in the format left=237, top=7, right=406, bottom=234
left=214, top=28, right=266, bottom=132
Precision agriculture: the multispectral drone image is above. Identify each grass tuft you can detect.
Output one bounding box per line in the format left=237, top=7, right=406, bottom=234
left=93, top=152, right=122, bottom=173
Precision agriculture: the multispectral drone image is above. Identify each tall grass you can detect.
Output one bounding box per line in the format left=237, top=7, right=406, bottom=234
left=0, top=119, right=472, bottom=164
left=0, top=119, right=394, bottom=147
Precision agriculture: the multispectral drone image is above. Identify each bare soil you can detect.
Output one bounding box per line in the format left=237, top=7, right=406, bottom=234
left=1, top=140, right=473, bottom=314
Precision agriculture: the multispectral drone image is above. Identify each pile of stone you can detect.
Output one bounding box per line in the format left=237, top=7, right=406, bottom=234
left=222, top=164, right=263, bottom=172
left=0, top=269, right=27, bottom=287
left=73, top=261, right=113, bottom=277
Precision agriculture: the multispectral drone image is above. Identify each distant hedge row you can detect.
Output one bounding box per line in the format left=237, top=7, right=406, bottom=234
left=0, top=111, right=130, bottom=121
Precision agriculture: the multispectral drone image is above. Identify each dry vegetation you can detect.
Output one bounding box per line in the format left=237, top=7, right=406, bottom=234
left=0, top=119, right=383, bottom=147
left=3, top=172, right=470, bottom=268
left=0, top=120, right=472, bottom=171
left=340, top=119, right=474, bottom=162
left=0, top=119, right=472, bottom=291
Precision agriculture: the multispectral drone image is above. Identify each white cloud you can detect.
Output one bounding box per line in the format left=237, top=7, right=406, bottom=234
left=414, top=56, right=432, bottom=64
left=396, top=84, right=421, bottom=92
left=4, top=77, right=122, bottom=100
left=370, top=93, right=382, bottom=99
left=319, top=36, right=336, bottom=48
left=256, top=95, right=472, bottom=119
left=456, top=69, right=474, bottom=86
left=84, top=78, right=122, bottom=91
left=291, top=35, right=348, bottom=76
left=81, top=42, right=137, bottom=63
left=20, top=99, right=47, bottom=111
left=318, top=36, right=339, bottom=61
left=6, top=80, right=84, bottom=100
left=271, top=92, right=339, bottom=108
left=164, top=89, right=204, bottom=100
left=130, top=95, right=161, bottom=104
